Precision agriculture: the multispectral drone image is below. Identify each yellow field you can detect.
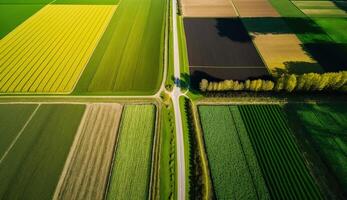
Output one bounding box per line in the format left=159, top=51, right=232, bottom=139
left=252, top=34, right=323, bottom=75
left=0, top=5, right=116, bottom=93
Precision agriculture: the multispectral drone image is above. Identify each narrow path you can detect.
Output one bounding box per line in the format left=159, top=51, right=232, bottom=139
left=170, top=0, right=186, bottom=199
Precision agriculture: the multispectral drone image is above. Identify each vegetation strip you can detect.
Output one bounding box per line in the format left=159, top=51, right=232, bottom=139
left=53, top=103, right=123, bottom=200
left=107, top=105, right=156, bottom=199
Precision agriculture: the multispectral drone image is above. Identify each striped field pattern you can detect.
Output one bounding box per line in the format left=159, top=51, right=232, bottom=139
left=0, top=5, right=116, bottom=93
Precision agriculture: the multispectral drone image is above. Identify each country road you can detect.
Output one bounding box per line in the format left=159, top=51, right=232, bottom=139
left=171, top=0, right=186, bottom=199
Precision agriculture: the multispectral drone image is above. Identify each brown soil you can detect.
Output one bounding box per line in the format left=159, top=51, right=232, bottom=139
left=232, top=0, right=280, bottom=17
left=181, top=0, right=238, bottom=17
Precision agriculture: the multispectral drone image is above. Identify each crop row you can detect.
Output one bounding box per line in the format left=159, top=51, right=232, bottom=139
left=239, top=105, right=322, bottom=199
left=0, top=5, right=115, bottom=93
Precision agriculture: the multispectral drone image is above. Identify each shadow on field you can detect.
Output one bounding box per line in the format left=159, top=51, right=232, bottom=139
left=272, top=61, right=324, bottom=76
left=302, top=43, right=347, bottom=72
left=283, top=103, right=347, bottom=199
left=216, top=18, right=253, bottom=42
left=241, top=17, right=327, bottom=36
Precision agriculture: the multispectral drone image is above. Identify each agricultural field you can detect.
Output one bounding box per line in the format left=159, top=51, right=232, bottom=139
left=233, top=0, right=280, bottom=17
left=285, top=103, right=347, bottom=194
left=198, top=105, right=269, bottom=199
left=0, top=5, right=116, bottom=93
left=183, top=18, right=269, bottom=86
left=54, top=103, right=123, bottom=200
left=180, top=0, right=238, bottom=17
left=198, top=104, right=323, bottom=199
left=0, top=4, right=44, bottom=39
left=75, top=0, right=166, bottom=95
left=107, top=105, right=156, bottom=199
left=0, top=103, right=85, bottom=199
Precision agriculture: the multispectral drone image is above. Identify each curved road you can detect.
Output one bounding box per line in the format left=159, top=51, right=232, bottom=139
left=170, top=0, right=186, bottom=199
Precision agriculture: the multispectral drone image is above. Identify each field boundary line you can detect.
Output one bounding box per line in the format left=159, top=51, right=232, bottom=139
left=227, top=0, right=240, bottom=16
left=52, top=104, right=90, bottom=200
left=70, top=5, right=117, bottom=94
left=103, top=105, right=125, bottom=200
left=0, top=104, right=41, bottom=164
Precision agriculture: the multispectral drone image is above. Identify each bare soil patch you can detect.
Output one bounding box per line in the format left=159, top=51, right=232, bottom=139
left=232, top=0, right=280, bottom=17
left=181, top=0, right=237, bottom=17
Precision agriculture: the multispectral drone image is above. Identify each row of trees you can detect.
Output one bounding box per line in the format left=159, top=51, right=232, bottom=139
left=200, top=71, right=347, bottom=92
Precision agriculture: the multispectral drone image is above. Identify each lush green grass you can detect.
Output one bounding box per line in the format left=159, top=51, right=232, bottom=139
left=159, top=100, right=177, bottom=199
left=75, top=0, right=166, bottom=95
left=0, top=0, right=51, bottom=4
left=239, top=104, right=323, bottom=199
left=0, top=104, right=37, bottom=155
left=313, top=17, right=347, bottom=43
left=177, top=16, right=189, bottom=78
left=198, top=105, right=269, bottom=199
left=286, top=103, right=347, bottom=190
left=0, top=104, right=85, bottom=199
left=0, top=4, right=44, bottom=39
left=107, top=105, right=156, bottom=199
left=53, top=0, right=119, bottom=4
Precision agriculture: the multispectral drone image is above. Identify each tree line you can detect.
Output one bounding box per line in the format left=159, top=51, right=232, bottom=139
left=200, top=71, right=347, bottom=93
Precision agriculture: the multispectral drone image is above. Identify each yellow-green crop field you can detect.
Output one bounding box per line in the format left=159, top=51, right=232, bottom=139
left=0, top=5, right=116, bottom=94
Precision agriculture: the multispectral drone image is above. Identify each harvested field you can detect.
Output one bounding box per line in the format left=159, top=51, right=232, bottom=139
left=184, top=18, right=268, bottom=84
left=293, top=1, right=347, bottom=17
left=107, top=105, right=156, bottom=200
left=54, top=103, right=122, bottom=200
left=232, top=0, right=280, bottom=17
left=0, top=104, right=85, bottom=199
left=0, top=5, right=116, bottom=93
left=181, top=0, right=237, bottom=17
left=252, top=34, right=323, bottom=74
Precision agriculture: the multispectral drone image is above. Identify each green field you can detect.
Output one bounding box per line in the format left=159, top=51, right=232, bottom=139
left=75, top=0, right=166, bottom=95
left=198, top=106, right=269, bottom=199
left=313, top=17, right=347, bottom=43
left=107, top=105, right=156, bottom=199
left=53, top=0, right=119, bottom=4
left=286, top=103, right=347, bottom=191
left=198, top=105, right=323, bottom=199
left=239, top=104, right=323, bottom=199
left=0, top=4, right=44, bottom=39
left=0, top=104, right=85, bottom=199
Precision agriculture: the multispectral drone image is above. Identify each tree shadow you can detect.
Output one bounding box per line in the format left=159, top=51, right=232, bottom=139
left=272, top=61, right=324, bottom=77
left=283, top=103, right=347, bottom=198
left=241, top=17, right=328, bottom=36
left=302, top=42, right=347, bottom=72
left=215, top=18, right=253, bottom=42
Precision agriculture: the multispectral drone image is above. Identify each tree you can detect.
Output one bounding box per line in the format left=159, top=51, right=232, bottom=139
left=200, top=79, right=208, bottom=92
left=284, top=74, right=297, bottom=92
left=275, top=75, right=285, bottom=91
left=245, top=80, right=251, bottom=90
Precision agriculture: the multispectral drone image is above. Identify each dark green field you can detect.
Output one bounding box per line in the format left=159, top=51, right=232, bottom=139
left=199, top=104, right=323, bottom=199
left=286, top=103, right=347, bottom=193
left=0, top=104, right=85, bottom=199
left=0, top=4, right=44, bottom=38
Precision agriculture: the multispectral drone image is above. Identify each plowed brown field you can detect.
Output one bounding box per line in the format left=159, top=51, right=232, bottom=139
left=53, top=103, right=123, bottom=200
left=181, top=0, right=238, bottom=17
left=232, top=0, right=279, bottom=17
